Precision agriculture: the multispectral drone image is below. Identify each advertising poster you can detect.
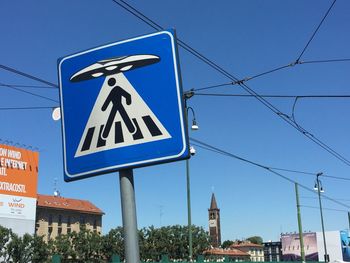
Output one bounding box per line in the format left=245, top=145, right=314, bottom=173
left=0, top=144, right=39, bottom=234
left=281, top=232, right=319, bottom=261
left=340, top=230, right=350, bottom=261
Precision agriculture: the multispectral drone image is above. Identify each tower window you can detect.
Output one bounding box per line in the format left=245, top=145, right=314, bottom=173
left=210, top=212, right=216, bottom=219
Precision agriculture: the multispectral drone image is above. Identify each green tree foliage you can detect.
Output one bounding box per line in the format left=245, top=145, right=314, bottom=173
left=221, top=240, right=234, bottom=249
left=101, top=227, right=124, bottom=261
left=31, top=235, right=52, bottom=263
left=52, top=232, right=76, bottom=262
left=5, top=232, right=33, bottom=263
left=246, top=236, right=263, bottom=245
left=139, top=225, right=210, bottom=261
left=0, top=224, right=210, bottom=261
left=71, top=228, right=104, bottom=262
left=0, top=225, right=11, bottom=261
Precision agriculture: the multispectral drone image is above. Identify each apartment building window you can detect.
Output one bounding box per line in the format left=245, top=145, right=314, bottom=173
left=48, top=214, right=53, bottom=226
left=93, top=219, right=97, bottom=232
left=67, top=216, right=71, bottom=234
left=48, top=226, right=53, bottom=239
left=58, top=215, right=62, bottom=226
left=80, top=215, right=86, bottom=227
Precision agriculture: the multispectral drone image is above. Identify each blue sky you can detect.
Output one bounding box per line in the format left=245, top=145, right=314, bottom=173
left=1, top=0, right=350, bottom=242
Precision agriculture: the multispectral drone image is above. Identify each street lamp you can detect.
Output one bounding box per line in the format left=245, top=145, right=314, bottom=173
left=314, top=172, right=328, bottom=262
left=185, top=104, right=199, bottom=261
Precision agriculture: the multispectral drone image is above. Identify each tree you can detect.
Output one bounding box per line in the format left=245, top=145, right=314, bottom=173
left=139, top=225, right=210, bottom=261
left=0, top=225, right=11, bottom=261
left=70, top=227, right=104, bottom=263
left=52, top=232, right=77, bottom=262
left=222, top=240, right=234, bottom=249
left=31, top=235, right=52, bottom=263
left=102, top=227, right=124, bottom=261
left=247, top=236, right=263, bottom=245
left=5, top=232, right=33, bottom=263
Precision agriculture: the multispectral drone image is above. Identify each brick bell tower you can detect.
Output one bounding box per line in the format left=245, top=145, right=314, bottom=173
left=208, top=193, right=221, bottom=247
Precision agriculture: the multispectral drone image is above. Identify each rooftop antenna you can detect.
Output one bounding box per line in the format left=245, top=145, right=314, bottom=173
left=53, top=177, right=60, bottom=197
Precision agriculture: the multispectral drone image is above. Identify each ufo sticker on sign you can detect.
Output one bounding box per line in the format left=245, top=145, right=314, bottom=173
left=58, top=30, right=189, bottom=181
left=70, top=55, right=160, bottom=82
left=71, top=54, right=171, bottom=158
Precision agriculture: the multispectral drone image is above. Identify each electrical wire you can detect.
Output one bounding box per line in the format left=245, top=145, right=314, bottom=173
left=193, top=93, right=350, bottom=99
left=301, top=196, right=350, bottom=202
left=190, top=138, right=350, bottom=209
left=0, top=106, right=58, bottom=111
left=0, top=84, right=57, bottom=89
left=0, top=82, right=59, bottom=103
left=322, top=175, right=350, bottom=181
left=296, top=0, right=337, bottom=62
left=0, top=64, right=58, bottom=88
left=301, top=58, right=350, bottom=64
left=111, top=0, right=350, bottom=167
left=300, top=205, right=348, bottom=213
left=188, top=57, right=350, bottom=92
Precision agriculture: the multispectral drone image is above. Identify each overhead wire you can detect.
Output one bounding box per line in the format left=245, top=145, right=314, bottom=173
left=193, top=93, right=350, bottom=99
left=190, top=138, right=350, bottom=209
left=0, top=82, right=59, bottom=103
left=0, top=84, right=57, bottom=89
left=190, top=58, right=350, bottom=92
left=111, top=0, right=350, bottom=167
left=0, top=64, right=58, bottom=88
left=300, top=205, right=348, bottom=213
left=0, top=106, right=58, bottom=111
left=296, top=0, right=337, bottom=62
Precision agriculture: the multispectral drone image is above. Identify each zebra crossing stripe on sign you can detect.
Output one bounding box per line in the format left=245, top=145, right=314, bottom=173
left=75, top=73, right=171, bottom=157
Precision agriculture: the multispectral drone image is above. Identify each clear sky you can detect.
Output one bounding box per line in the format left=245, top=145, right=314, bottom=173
left=1, top=0, right=350, bottom=242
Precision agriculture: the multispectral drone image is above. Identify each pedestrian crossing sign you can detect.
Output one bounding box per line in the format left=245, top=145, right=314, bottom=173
left=58, top=30, right=189, bottom=181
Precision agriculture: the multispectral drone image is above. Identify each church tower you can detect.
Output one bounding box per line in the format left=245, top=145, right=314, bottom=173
left=208, top=193, right=221, bottom=247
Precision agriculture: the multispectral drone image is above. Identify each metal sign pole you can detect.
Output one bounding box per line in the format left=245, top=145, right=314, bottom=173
left=119, top=169, right=140, bottom=263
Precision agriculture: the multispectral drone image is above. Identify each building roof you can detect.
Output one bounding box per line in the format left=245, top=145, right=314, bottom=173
left=204, top=248, right=250, bottom=257
left=230, top=242, right=263, bottom=249
left=37, top=194, right=104, bottom=215
left=209, top=193, right=219, bottom=210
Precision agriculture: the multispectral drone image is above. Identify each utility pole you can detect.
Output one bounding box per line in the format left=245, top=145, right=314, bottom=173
left=316, top=172, right=328, bottom=262
left=295, top=183, right=305, bottom=263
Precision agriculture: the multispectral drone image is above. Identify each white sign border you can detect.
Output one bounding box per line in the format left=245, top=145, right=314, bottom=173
left=58, top=31, right=187, bottom=179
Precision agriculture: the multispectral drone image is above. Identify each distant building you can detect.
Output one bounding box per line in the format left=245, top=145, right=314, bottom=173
left=263, top=241, right=282, bottom=261
left=281, top=232, right=318, bottom=261
left=230, top=242, right=265, bottom=262
left=203, top=248, right=250, bottom=261
left=281, top=230, right=350, bottom=262
left=35, top=194, right=104, bottom=242
left=208, top=193, right=221, bottom=248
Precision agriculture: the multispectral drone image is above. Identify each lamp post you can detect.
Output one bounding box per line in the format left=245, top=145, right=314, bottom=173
left=184, top=97, right=198, bottom=261
left=314, top=172, right=328, bottom=262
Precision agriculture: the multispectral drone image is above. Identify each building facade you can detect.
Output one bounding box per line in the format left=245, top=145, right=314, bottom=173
left=263, top=241, right=282, bottom=262
left=208, top=193, right=221, bottom=248
left=35, top=194, right=104, bottom=242
left=230, top=242, right=265, bottom=262
left=203, top=248, right=250, bottom=261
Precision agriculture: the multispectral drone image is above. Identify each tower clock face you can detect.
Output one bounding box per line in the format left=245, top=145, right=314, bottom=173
left=209, top=219, right=217, bottom=227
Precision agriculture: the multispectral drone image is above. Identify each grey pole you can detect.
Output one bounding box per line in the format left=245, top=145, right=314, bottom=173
left=119, top=169, right=140, bottom=263
left=186, top=158, right=193, bottom=260
left=184, top=99, right=193, bottom=261
left=316, top=173, right=328, bottom=262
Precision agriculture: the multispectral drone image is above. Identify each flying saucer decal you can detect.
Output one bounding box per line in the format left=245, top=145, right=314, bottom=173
left=70, top=55, right=160, bottom=82
left=69, top=54, right=171, bottom=157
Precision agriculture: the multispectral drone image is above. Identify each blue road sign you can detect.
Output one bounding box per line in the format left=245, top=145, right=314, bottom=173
left=58, top=30, right=189, bottom=181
